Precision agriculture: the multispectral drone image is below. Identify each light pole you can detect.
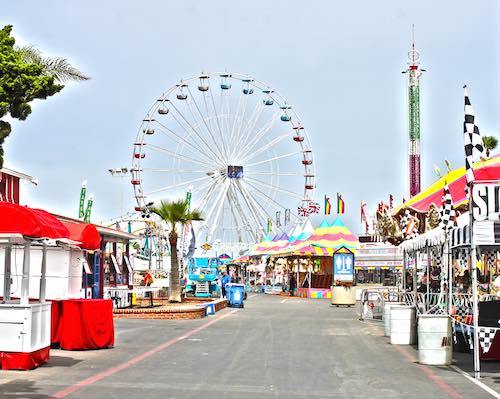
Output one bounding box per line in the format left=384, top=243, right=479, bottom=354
left=108, top=167, right=129, bottom=217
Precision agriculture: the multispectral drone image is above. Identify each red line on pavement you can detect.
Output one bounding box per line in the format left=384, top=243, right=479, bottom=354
left=50, top=309, right=237, bottom=399
left=393, top=345, right=464, bottom=399
left=363, top=323, right=463, bottom=399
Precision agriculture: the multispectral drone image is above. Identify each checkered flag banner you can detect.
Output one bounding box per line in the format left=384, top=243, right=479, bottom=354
left=400, top=209, right=409, bottom=240
left=463, top=86, right=485, bottom=190
left=479, top=327, right=498, bottom=354
left=403, top=210, right=419, bottom=240
left=440, top=184, right=455, bottom=231
left=484, top=251, right=496, bottom=270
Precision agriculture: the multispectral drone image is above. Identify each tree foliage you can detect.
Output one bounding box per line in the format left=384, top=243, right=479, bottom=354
left=16, top=44, right=89, bottom=82
left=0, top=25, right=89, bottom=168
left=151, top=199, right=203, bottom=303
left=482, top=135, right=498, bottom=158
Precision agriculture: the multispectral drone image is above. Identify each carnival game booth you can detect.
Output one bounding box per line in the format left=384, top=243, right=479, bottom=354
left=355, top=239, right=402, bottom=287
left=55, top=214, right=137, bottom=309
left=448, top=193, right=500, bottom=362
left=393, top=160, right=500, bottom=369
left=61, top=221, right=101, bottom=298
left=0, top=202, right=72, bottom=369
left=265, top=218, right=358, bottom=299
left=0, top=203, right=115, bottom=358
left=295, top=218, right=357, bottom=300
left=48, top=221, right=115, bottom=351
left=262, top=219, right=325, bottom=297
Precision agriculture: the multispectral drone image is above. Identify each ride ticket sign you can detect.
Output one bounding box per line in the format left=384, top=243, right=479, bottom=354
left=333, top=252, right=354, bottom=282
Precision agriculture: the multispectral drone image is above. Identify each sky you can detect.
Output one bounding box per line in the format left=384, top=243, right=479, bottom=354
left=2, top=0, right=499, bottom=236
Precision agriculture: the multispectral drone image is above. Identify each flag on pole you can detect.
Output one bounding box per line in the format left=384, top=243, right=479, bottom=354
left=298, top=206, right=309, bottom=217
left=325, top=195, right=332, bottom=215
left=78, top=180, right=87, bottom=219
left=360, top=201, right=367, bottom=223
left=267, top=217, right=272, bottom=233
left=84, top=194, right=94, bottom=223
left=284, top=209, right=291, bottom=225
left=337, top=193, right=345, bottom=214
left=463, top=86, right=485, bottom=191
left=389, top=194, right=393, bottom=210
left=308, top=201, right=320, bottom=214
left=440, top=183, right=456, bottom=231
left=276, top=211, right=281, bottom=227
left=361, top=200, right=368, bottom=234
left=185, top=186, right=193, bottom=211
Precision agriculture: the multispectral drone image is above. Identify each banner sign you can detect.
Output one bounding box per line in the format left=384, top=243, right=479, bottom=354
left=472, top=183, right=500, bottom=221
left=354, top=260, right=402, bottom=268
left=333, top=252, right=354, bottom=282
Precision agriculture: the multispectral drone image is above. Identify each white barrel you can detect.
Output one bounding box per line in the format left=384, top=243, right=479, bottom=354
left=390, top=305, right=416, bottom=345
left=383, top=302, right=404, bottom=337
left=418, top=315, right=452, bottom=365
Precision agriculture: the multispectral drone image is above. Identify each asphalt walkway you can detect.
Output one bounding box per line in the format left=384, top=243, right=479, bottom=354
left=0, top=294, right=498, bottom=398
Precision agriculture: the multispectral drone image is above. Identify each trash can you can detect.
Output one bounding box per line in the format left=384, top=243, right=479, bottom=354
left=226, top=283, right=245, bottom=308
left=418, top=315, right=452, bottom=365
left=383, top=302, right=405, bottom=337
left=390, top=305, right=416, bottom=345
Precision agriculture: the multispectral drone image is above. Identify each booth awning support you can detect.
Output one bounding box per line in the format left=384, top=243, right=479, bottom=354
left=402, top=250, right=406, bottom=292
left=3, top=244, right=12, bottom=303
left=470, top=216, right=481, bottom=379
left=20, top=240, right=31, bottom=305
left=39, top=242, right=47, bottom=303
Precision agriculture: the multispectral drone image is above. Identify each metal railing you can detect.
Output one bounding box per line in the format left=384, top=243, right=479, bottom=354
left=359, top=287, right=402, bottom=321
left=402, top=292, right=447, bottom=315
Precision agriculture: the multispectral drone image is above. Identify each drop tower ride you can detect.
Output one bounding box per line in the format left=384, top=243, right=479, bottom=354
left=402, top=29, right=425, bottom=197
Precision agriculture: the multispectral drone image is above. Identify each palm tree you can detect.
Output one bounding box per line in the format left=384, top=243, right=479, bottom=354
left=483, top=136, right=498, bottom=158
left=15, top=45, right=89, bottom=82
left=151, top=199, right=203, bottom=303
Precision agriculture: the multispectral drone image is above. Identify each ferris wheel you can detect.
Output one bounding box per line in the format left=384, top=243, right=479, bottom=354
left=131, top=72, right=315, bottom=250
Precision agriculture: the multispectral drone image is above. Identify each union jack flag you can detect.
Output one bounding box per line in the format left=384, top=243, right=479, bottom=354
left=307, top=201, right=320, bottom=214
left=298, top=206, right=310, bottom=217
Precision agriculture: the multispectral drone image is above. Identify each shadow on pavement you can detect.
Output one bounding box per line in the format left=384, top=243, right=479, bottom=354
left=0, top=379, right=48, bottom=398
left=453, top=352, right=500, bottom=384
left=43, top=355, right=82, bottom=368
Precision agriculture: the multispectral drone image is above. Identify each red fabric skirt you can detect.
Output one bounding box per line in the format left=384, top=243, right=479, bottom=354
left=0, top=346, right=50, bottom=370
left=51, top=299, right=114, bottom=350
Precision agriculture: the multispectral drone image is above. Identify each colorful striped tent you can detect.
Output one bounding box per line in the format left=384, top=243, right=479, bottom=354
left=248, top=234, right=275, bottom=256
left=310, top=217, right=358, bottom=251
left=266, top=233, right=291, bottom=255
left=284, top=218, right=329, bottom=253
left=393, top=155, right=500, bottom=214
left=233, top=254, right=250, bottom=263
left=276, top=218, right=357, bottom=256
left=287, top=223, right=303, bottom=242
left=291, top=244, right=335, bottom=257
left=295, top=219, right=315, bottom=242
left=282, top=219, right=316, bottom=253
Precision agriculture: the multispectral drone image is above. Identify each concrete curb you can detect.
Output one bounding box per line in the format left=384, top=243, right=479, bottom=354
left=113, top=298, right=228, bottom=320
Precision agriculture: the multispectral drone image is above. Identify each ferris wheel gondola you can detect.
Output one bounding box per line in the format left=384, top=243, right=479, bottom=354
left=132, top=72, right=316, bottom=251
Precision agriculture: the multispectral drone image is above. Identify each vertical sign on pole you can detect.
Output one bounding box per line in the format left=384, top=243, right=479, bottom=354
left=333, top=249, right=354, bottom=283
left=78, top=180, right=87, bottom=219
